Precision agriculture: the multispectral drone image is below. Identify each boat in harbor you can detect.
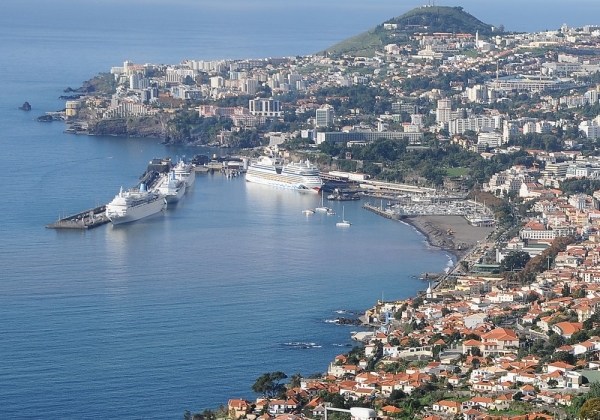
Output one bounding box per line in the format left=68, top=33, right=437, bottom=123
left=245, top=156, right=323, bottom=192
left=153, top=171, right=186, bottom=204
left=173, top=158, right=195, bottom=188
left=315, top=191, right=332, bottom=212
left=303, top=209, right=315, bottom=215
left=105, top=184, right=166, bottom=225
left=336, top=206, right=351, bottom=227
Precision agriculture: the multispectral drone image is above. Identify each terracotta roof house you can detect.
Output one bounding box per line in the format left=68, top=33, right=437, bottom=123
left=228, top=399, right=252, bottom=419
left=433, top=400, right=462, bottom=414
left=480, top=328, right=519, bottom=356
left=552, top=322, right=583, bottom=339
left=547, top=361, right=575, bottom=374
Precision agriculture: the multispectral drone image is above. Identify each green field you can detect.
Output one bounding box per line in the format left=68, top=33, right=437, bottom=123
left=445, top=167, right=469, bottom=177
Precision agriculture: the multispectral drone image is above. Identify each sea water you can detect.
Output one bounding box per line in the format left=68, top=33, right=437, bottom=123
left=0, top=1, right=593, bottom=418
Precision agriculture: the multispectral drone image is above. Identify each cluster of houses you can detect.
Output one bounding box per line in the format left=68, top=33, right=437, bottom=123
left=223, top=174, right=600, bottom=420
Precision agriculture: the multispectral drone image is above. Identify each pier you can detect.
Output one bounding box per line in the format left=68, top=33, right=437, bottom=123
left=46, top=205, right=109, bottom=229
left=363, top=203, right=401, bottom=220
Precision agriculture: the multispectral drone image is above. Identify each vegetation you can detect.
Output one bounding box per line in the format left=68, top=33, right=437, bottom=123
left=500, top=251, right=531, bottom=272
left=165, top=111, right=232, bottom=144
left=322, top=6, right=496, bottom=57
left=559, top=178, right=600, bottom=196
left=251, top=372, right=288, bottom=398
left=318, top=140, right=534, bottom=187
left=388, top=6, right=496, bottom=35
left=67, top=72, right=117, bottom=95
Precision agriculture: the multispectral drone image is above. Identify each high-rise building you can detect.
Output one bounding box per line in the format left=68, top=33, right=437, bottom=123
left=585, top=90, right=599, bottom=104
left=210, top=76, right=224, bottom=88
left=436, top=99, right=452, bottom=123
left=129, top=73, right=141, bottom=90
left=123, top=60, right=133, bottom=75
left=315, top=105, right=334, bottom=127
left=288, top=73, right=302, bottom=89
left=243, top=78, right=259, bottom=95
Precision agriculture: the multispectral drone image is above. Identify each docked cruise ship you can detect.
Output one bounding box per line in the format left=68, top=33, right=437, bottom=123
left=153, top=171, right=186, bottom=204
left=245, top=156, right=323, bottom=192
left=105, top=185, right=166, bottom=225
left=173, top=158, right=195, bottom=188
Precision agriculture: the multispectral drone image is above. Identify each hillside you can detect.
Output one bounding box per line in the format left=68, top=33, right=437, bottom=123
left=322, top=5, right=495, bottom=57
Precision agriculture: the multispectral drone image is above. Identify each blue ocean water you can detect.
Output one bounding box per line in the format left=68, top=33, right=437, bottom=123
left=0, top=1, right=594, bottom=418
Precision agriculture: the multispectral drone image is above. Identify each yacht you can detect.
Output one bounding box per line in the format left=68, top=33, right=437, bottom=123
left=336, top=206, right=351, bottom=227
left=315, top=191, right=332, bottom=212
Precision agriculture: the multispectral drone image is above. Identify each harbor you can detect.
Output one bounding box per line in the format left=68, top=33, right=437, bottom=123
left=44, top=154, right=249, bottom=229
left=46, top=157, right=188, bottom=229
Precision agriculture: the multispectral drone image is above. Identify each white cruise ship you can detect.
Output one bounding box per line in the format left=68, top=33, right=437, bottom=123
left=245, top=156, right=323, bottom=192
left=154, top=171, right=186, bottom=204
left=105, top=185, right=166, bottom=225
left=173, top=158, right=195, bottom=188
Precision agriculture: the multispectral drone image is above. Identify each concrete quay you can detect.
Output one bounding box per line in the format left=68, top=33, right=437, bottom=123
left=46, top=205, right=109, bottom=230
left=362, top=203, right=401, bottom=220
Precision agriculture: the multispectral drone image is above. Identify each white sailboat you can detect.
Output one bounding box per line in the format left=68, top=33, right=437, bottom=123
left=315, top=191, right=332, bottom=213
left=336, top=206, right=351, bottom=227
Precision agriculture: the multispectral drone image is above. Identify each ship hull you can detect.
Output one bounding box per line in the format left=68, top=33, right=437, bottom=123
left=106, top=195, right=166, bottom=225
left=165, top=185, right=185, bottom=204
left=173, top=160, right=195, bottom=189
left=245, top=171, right=322, bottom=192
left=183, top=169, right=195, bottom=188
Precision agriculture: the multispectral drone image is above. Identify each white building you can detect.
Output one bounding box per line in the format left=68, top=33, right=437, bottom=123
left=249, top=98, right=282, bottom=117
left=478, top=132, right=503, bottom=148
left=579, top=120, right=600, bottom=139
left=315, top=105, right=334, bottom=127
left=449, top=116, right=495, bottom=135
left=243, top=78, right=259, bottom=95
left=436, top=99, right=452, bottom=124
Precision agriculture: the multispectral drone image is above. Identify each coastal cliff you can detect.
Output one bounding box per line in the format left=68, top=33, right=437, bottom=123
left=87, top=116, right=171, bottom=139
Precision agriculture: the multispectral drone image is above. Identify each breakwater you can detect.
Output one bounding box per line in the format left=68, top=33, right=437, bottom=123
left=362, top=203, right=401, bottom=220
left=45, top=205, right=109, bottom=229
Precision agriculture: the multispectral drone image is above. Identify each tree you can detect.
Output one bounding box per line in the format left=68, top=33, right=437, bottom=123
left=548, top=333, right=565, bottom=350
left=500, top=251, right=530, bottom=272
left=562, top=283, right=571, bottom=297
left=579, top=397, right=600, bottom=419
left=251, top=372, right=288, bottom=398
left=289, top=373, right=302, bottom=389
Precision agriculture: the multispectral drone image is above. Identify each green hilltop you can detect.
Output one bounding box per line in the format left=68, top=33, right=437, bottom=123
left=321, top=5, right=496, bottom=57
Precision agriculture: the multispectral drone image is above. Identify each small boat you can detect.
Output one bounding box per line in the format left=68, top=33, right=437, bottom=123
left=303, top=209, right=315, bottom=215
left=336, top=206, right=351, bottom=227
left=315, top=191, right=332, bottom=213
left=326, top=210, right=336, bottom=216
